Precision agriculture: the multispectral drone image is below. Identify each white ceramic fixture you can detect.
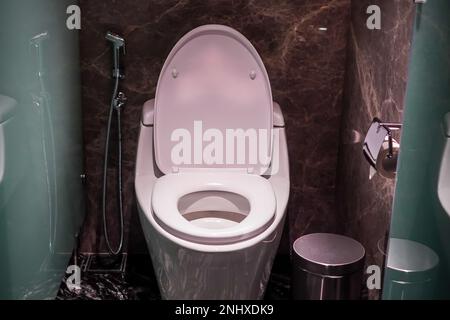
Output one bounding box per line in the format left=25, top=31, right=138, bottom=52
left=438, top=113, right=450, bottom=218
left=134, top=25, right=290, bottom=299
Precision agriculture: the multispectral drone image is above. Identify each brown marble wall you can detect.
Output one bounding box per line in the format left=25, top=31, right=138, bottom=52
left=336, top=0, right=415, bottom=299
left=78, top=0, right=351, bottom=253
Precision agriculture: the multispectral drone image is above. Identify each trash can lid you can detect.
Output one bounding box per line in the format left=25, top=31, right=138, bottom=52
left=293, top=233, right=366, bottom=276
left=385, top=238, right=439, bottom=283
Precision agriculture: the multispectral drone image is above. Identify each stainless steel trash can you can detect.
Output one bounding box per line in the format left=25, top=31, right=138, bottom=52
left=292, top=233, right=366, bottom=300
left=383, top=238, right=439, bottom=300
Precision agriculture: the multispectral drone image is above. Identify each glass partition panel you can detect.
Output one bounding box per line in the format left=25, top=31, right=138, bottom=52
left=0, top=0, right=84, bottom=299
left=383, top=0, right=450, bottom=300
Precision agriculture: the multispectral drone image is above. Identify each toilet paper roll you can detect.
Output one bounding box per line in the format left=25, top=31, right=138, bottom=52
left=375, top=139, right=400, bottom=179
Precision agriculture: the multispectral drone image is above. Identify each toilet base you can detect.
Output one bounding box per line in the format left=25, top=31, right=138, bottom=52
left=138, top=207, right=285, bottom=300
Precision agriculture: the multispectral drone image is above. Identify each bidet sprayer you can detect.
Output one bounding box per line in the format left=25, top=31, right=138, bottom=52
left=106, top=31, right=125, bottom=79
left=106, top=32, right=125, bottom=49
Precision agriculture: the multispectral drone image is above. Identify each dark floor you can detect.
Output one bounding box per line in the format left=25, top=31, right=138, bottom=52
left=57, top=253, right=291, bottom=300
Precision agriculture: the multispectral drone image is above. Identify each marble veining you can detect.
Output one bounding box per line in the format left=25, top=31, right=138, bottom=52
left=57, top=254, right=161, bottom=300
left=77, top=0, right=351, bottom=254
left=336, top=0, right=415, bottom=300
left=57, top=253, right=290, bottom=300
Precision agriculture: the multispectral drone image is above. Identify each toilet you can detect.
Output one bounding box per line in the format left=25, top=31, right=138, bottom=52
left=134, top=25, right=290, bottom=300
left=438, top=112, right=450, bottom=218
left=437, top=113, right=450, bottom=277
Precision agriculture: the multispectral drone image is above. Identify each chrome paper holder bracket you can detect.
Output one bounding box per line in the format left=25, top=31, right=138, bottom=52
left=375, top=119, right=402, bottom=159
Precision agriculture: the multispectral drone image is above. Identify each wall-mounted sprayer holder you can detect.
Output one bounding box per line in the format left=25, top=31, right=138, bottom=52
left=363, top=118, right=402, bottom=179
left=105, top=31, right=126, bottom=79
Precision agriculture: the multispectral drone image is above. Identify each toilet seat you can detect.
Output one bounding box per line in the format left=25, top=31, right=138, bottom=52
left=151, top=173, right=276, bottom=245
left=154, top=24, right=273, bottom=175
left=149, top=25, right=277, bottom=246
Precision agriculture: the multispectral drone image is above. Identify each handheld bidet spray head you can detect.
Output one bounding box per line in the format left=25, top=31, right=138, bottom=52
left=106, top=31, right=125, bottom=49
left=30, top=32, right=50, bottom=78
left=105, top=31, right=126, bottom=79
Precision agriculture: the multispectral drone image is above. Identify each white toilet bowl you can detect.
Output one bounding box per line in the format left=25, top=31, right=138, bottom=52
left=135, top=25, right=290, bottom=300
left=438, top=113, right=450, bottom=218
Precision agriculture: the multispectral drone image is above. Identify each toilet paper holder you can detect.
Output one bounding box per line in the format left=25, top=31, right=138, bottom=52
left=363, top=118, right=402, bottom=179
left=377, top=120, right=402, bottom=159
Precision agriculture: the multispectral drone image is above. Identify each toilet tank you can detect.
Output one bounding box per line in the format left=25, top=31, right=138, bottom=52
left=438, top=112, right=450, bottom=218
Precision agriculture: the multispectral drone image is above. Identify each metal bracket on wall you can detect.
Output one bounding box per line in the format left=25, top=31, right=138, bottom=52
left=414, top=0, right=426, bottom=4
left=377, top=121, right=402, bottom=159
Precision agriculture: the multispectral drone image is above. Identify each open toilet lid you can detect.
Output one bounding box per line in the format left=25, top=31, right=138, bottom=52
left=154, top=25, right=273, bottom=175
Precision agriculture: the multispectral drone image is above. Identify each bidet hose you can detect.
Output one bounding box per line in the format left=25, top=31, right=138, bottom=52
left=102, top=76, right=124, bottom=255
